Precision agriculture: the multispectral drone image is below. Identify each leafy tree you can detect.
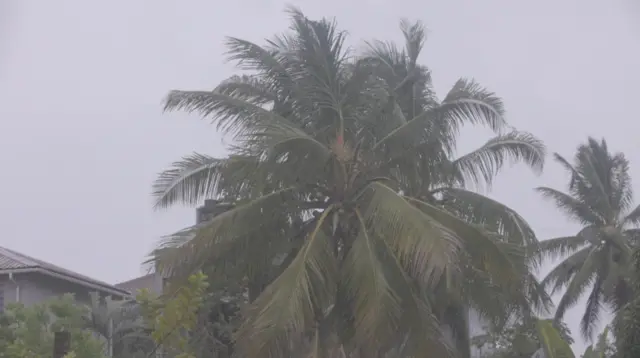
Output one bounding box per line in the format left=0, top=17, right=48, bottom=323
left=535, top=138, right=640, bottom=339
left=151, top=7, right=548, bottom=357
left=137, top=271, right=209, bottom=358
left=473, top=318, right=574, bottom=358
left=0, top=294, right=107, bottom=358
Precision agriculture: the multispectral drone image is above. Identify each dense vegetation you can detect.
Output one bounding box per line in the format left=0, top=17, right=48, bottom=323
left=3, top=7, right=639, bottom=358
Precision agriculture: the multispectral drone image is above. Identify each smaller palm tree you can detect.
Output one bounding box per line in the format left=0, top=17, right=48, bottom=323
left=536, top=138, right=640, bottom=339
left=83, top=292, right=153, bottom=357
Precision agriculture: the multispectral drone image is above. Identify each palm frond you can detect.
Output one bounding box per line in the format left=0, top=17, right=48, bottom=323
left=163, top=90, right=293, bottom=138
left=236, top=207, right=338, bottom=358
left=224, top=36, right=292, bottom=88
left=536, top=187, right=605, bottom=226
left=215, top=75, right=277, bottom=105
left=555, top=248, right=599, bottom=321
left=535, top=235, right=588, bottom=262
left=362, top=182, right=460, bottom=285
left=152, top=153, right=229, bottom=209
left=399, top=19, right=426, bottom=68
left=406, top=196, right=525, bottom=288
left=152, top=187, right=305, bottom=277
left=582, top=275, right=605, bottom=340
left=439, top=78, right=507, bottom=133
left=436, top=188, right=539, bottom=248
left=536, top=319, right=576, bottom=358
left=451, top=131, right=545, bottom=188
left=342, top=209, right=404, bottom=352
left=367, top=209, right=452, bottom=357
left=541, top=247, right=591, bottom=295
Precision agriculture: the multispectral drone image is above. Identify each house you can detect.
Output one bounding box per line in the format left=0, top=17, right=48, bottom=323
left=0, top=246, right=130, bottom=308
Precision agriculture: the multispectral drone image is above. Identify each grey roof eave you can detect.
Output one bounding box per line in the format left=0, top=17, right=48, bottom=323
left=0, top=268, right=131, bottom=298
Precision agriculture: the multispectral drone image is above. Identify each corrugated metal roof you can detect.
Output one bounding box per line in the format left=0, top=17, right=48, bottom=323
left=0, top=246, right=129, bottom=296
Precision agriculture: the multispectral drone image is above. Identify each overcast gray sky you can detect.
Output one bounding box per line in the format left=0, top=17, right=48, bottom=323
left=1, top=0, right=638, bottom=352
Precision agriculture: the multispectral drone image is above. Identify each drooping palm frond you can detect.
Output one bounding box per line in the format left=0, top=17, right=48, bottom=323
left=451, top=131, right=545, bottom=189
left=236, top=208, right=338, bottom=358
left=536, top=319, right=576, bottom=358
left=153, top=187, right=307, bottom=278
left=435, top=188, right=539, bottom=248
left=152, top=153, right=230, bottom=209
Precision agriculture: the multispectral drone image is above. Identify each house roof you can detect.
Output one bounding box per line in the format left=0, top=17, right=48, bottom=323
left=0, top=246, right=130, bottom=297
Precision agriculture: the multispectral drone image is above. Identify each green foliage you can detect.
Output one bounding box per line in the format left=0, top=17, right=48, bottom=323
left=137, top=271, right=209, bottom=358
left=473, top=318, right=574, bottom=358
left=0, top=294, right=107, bottom=358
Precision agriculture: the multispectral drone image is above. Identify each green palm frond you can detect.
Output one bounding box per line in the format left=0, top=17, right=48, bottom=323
left=363, top=182, right=460, bottom=284
left=224, top=36, right=293, bottom=88
left=215, top=75, right=277, bottom=105
left=536, top=319, right=575, bottom=358
left=436, top=188, right=538, bottom=247
left=536, top=186, right=605, bottom=226
left=342, top=209, right=404, bottom=352
left=164, top=90, right=291, bottom=137
left=368, top=210, right=452, bottom=357
left=439, top=78, right=507, bottom=133
left=236, top=208, right=338, bottom=358
left=554, top=248, right=599, bottom=321
left=540, top=247, right=591, bottom=295
left=152, top=153, right=228, bottom=209
left=153, top=187, right=304, bottom=277
left=581, top=275, right=605, bottom=340
left=535, top=235, right=588, bottom=262
left=406, top=196, right=524, bottom=287
left=451, top=131, right=545, bottom=188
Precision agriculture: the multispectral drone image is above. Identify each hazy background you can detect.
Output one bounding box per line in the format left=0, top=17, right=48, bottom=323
left=1, top=0, right=638, bottom=352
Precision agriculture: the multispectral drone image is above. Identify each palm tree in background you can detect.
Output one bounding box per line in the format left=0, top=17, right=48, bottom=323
left=83, top=292, right=153, bottom=357
left=151, top=8, right=549, bottom=357
left=536, top=138, right=640, bottom=340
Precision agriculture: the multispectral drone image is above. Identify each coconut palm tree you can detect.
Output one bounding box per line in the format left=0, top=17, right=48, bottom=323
left=536, top=138, right=640, bottom=340
left=151, top=8, right=548, bottom=357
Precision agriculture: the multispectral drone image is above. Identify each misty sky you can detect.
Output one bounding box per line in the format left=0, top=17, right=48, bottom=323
left=1, top=0, right=638, bottom=352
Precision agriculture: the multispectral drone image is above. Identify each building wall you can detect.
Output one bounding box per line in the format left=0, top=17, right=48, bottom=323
left=0, top=272, right=114, bottom=308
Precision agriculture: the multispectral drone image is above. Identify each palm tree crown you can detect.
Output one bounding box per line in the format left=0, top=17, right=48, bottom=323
left=537, top=137, right=640, bottom=339
left=151, top=8, right=549, bottom=357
